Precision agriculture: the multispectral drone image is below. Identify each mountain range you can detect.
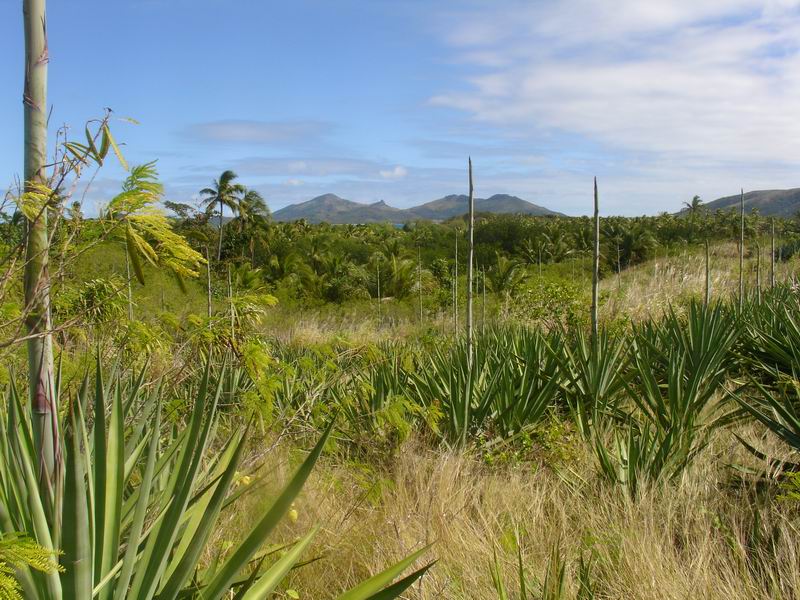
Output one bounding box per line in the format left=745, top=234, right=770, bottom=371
left=272, top=193, right=562, bottom=223
left=691, top=188, right=800, bottom=217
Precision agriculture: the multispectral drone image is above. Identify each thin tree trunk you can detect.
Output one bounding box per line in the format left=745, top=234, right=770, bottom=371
left=227, top=264, right=234, bottom=344
left=739, top=188, right=744, bottom=311
left=452, top=269, right=456, bottom=333
left=704, top=239, right=710, bottom=307
left=591, top=177, right=600, bottom=343
left=481, top=266, right=486, bottom=335
left=376, top=260, right=381, bottom=324
left=125, top=251, right=133, bottom=320
left=466, top=158, right=474, bottom=361
left=418, top=245, right=422, bottom=324
left=756, top=242, right=761, bottom=304
left=23, top=0, right=60, bottom=508
left=217, top=199, right=224, bottom=262
left=538, top=248, right=542, bottom=278
left=616, top=242, right=621, bottom=293
left=454, top=234, right=458, bottom=335
left=771, top=218, right=776, bottom=289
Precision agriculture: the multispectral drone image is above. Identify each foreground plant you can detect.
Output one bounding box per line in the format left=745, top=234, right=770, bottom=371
left=489, top=536, right=595, bottom=600
left=0, top=533, right=61, bottom=600
left=0, top=357, right=431, bottom=598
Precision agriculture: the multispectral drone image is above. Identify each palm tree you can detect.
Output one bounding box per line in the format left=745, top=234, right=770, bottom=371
left=237, top=189, right=270, bottom=231
left=683, top=195, right=703, bottom=215
left=200, top=170, right=245, bottom=261
left=486, top=253, right=526, bottom=298
left=683, top=195, right=703, bottom=242
left=236, top=189, right=270, bottom=264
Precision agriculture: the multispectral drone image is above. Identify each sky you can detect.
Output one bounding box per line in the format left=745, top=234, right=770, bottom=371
left=2, top=0, right=800, bottom=216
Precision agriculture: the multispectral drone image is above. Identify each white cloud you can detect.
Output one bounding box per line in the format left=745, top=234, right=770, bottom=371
left=431, top=0, right=800, bottom=194
left=379, top=165, right=408, bottom=179
left=284, top=178, right=304, bottom=186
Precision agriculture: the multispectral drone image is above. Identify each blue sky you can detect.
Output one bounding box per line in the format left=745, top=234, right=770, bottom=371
left=2, top=0, right=800, bottom=216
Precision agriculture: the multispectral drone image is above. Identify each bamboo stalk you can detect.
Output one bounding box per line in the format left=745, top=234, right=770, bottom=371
left=466, top=158, right=474, bottom=361
left=591, top=177, right=600, bottom=343
left=23, top=0, right=60, bottom=503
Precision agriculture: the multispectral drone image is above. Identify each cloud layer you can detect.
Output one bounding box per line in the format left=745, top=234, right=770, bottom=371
left=432, top=0, right=800, bottom=168
left=152, top=2, right=800, bottom=216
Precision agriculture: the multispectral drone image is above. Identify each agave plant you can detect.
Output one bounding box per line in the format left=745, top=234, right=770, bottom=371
left=626, top=302, right=739, bottom=436
left=733, top=375, right=800, bottom=472
left=0, top=357, right=431, bottom=598
left=491, top=328, right=563, bottom=437
left=592, top=302, right=740, bottom=494
left=407, top=327, right=564, bottom=444
left=556, top=330, right=627, bottom=440
left=592, top=420, right=692, bottom=497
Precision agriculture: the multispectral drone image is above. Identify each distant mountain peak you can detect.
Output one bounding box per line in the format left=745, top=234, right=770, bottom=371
left=273, top=192, right=562, bottom=224
left=681, top=187, right=800, bottom=217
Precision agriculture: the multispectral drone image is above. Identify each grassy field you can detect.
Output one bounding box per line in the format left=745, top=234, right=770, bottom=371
left=192, top=246, right=800, bottom=599
left=5, top=235, right=800, bottom=599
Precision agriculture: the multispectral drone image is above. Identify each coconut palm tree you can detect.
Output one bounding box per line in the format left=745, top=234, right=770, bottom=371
left=200, top=170, right=245, bottom=261
left=486, top=253, right=526, bottom=298
left=237, top=188, right=270, bottom=231
left=235, top=188, right=270, bottom=264
left=683, top=195, right=703, bottom=215
left=683, top=195, right=703, bottom=242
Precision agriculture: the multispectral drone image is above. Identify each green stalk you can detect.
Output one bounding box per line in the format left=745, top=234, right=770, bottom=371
left=23, top=0, right=61, bottom=520
left=739, top=188, right=744, bottom=311
left=217, top=198, right=224, bottom=261
left=771, top=218, right=776, bottom=288
left=205, top=245, right=212, bottom=319
left=466, top=157, right=474, bottom=363
left=591, top=177, right=600, bottom=343
left=704, top=239, right=710, bottom=308
left=756, top=242, right=761, bottom=304
left=125, top=251, right=133, bottom=320
left=417, top=245, right=423, bottom=324
left=454, top=233, right=458, bottom=335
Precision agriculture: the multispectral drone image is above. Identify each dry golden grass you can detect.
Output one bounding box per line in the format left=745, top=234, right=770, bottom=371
left=601, top=242, right=800, bottom=322
left=205, top=243, right=800, bottom=598
left=213, top=423, right=799, bottom=599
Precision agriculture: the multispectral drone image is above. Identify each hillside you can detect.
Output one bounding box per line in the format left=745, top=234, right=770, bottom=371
left=272, top=192, right=562, bottom=223
left=696, top=188, right=800, bottom=216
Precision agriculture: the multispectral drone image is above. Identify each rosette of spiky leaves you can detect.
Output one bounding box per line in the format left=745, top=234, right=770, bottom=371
left=0, top=357, right=430, bottom=599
